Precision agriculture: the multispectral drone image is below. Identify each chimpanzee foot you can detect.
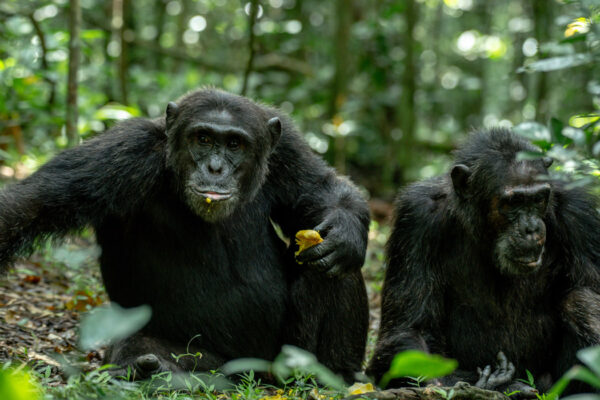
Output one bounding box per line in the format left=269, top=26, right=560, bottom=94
left=502, top=381, right=539, bottom=399
left=475, top=351, right=515, bottom=390
left=108, top=353, right=175, bottom=380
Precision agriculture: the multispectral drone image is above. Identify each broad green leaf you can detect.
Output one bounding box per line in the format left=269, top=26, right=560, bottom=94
left=220, top=358, right=272, bottom=375
left=94, top=104, right=142, bottom=121
left=514, top=122, right=551, bottom=142
left=79, top=303, right=152, bottom=350
left=549, top=366, right=600, bottom=399
left=0, top=366, right=42, bottom=400
left=562, top=127, right=587, bottom=146
left=517, top=151, right=546, bottom=161
left=379, top=350, right=457, bottom=388
left=577, top=346, right=600, bottom=378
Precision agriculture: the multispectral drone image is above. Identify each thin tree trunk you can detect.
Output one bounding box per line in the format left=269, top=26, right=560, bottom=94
left=533, top=0, right=552, bottom=123
left=396, top=0, right=418, bottom=184
left=66, top=0, right=81, bottom=147
left=241, top=0, right=259, bottom=96
left=329, top=0, right=352, bottom=174
left=29, top=14, right=56, bottom=107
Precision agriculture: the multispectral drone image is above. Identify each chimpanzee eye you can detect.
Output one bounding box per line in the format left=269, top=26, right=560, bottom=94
left=197, top=134, right=212, bottom=145
left=227, top=137, right=241, bottom=150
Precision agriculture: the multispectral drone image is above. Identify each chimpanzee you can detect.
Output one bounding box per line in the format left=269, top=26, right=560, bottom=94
left=0, top=88, right=370, bottom=381
left=367, top=128, right=600, bottom=395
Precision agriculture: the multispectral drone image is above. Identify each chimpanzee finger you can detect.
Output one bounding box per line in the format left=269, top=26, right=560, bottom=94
left=497, top=351, right=508, bottom=371
left=475, top=365, right=492, bottom=388
left=305, top=251, right=342, bottom=273
left=312, top=220, right=334, bottom=237
left=295, top=239, right=335, bottom=263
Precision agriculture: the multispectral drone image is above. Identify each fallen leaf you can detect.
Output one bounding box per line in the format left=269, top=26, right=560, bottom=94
left=294, top=230, right=323, bottom=257
left=23, top=275, right=41, bottom=284
left=347, top=382, right=375, bottom=395
left=65, top=291, right=102, bottom=312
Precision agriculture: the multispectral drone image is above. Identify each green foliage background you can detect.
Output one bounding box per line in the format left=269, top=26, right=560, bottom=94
left=0, top=0, right=599, bottom=193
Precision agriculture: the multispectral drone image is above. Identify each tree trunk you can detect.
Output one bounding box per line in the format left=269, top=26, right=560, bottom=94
left=241, top=0, right=259, bottom=96
left=532, top=0, right=552, bottom=123
left=395, top=0, right=418, bottom=184
left=66, top=0, right=81, bottom=147
left=329, top=0, right=353, bottom=174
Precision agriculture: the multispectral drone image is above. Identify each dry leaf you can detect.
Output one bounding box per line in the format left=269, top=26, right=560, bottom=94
left=347, top=382, right=375, bottom=395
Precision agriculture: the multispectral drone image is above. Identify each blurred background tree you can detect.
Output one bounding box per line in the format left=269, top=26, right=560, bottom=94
left=0, top=0, right=598, bottom=199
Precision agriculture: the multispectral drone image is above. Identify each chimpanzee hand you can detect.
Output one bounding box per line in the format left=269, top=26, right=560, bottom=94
left=475, top=352, right=515, bottom=390
left=295, top=212, right=367, bottom=277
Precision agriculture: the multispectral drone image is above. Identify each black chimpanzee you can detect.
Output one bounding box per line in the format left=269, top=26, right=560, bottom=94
left=0, top=88, right=370, bottom=381
left=367, top=128, right=600, bottom=395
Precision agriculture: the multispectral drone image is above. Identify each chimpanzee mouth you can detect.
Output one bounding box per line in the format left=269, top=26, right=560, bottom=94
left=189, top=186, right=233, bottom=201
left=513, top=252, right=543, bottom=269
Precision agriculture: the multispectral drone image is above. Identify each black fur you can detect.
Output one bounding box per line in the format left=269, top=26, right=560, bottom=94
left=367, top=128, right=600, bottom=395
left=0, top=88, right=370, bottom=381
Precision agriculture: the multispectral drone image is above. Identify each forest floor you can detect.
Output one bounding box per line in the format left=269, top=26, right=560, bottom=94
left=0, top=221, right=391, bottom=399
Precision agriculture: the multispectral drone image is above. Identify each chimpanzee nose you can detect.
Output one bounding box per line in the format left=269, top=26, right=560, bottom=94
left=521, top=216, right=546, bottom=245
left=208, top=158, right=223, bottom=175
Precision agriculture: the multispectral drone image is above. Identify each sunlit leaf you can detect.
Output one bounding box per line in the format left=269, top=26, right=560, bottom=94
left=0, top=366, right=42, bottom=400
left=93, top=104, right=142, bottom=121
left=348, top=382, right=376, bottom=395
left=518, top=54, right=592, bottom=73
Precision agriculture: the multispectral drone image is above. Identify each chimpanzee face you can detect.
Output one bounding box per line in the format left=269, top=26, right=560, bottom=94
left=452, top=154, right=553, bottom=276
left=490, top=181, right=551, bottom=275
left=164, top=94, right=281, bottom=222
left=179, top=109, right=254, bottom=221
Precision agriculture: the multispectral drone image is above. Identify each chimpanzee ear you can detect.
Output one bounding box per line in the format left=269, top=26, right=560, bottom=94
left=267, top=117, right=282, bottom=147
left=451, top=164, right=472, bottom=198
left=542, top=156, right=553, bottom=169
left=165, top=102, right=179, bottom=134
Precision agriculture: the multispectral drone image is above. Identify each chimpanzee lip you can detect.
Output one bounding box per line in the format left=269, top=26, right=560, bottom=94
left=201, top=191, right=232, bottom=200
left=189, top=186, right=233, bottom=201
left=513, top=253, right=543, bottom=268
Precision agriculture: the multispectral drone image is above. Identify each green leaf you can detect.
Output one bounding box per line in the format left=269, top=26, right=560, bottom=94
left=94, top=104, right=142, bottom=121
left=518, top=54, right=592, bottom=73
left=549, top=366, right=600, bottom=399
left=79, top=303, right=152, bottom=350
left=514, top=122, right=551, bottom=142
left=517, top=151, right=546, bottom=161
left=379, top=351, right=458, bottom=389
left=0, top=367, right=42, bottom=400
left=578, top=347, right=600, bottom=378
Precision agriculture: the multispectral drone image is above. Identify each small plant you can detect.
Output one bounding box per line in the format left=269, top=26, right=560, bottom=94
left=547, top=346, right=600, bottom=400
left=379, top=350, right=458, bottom=389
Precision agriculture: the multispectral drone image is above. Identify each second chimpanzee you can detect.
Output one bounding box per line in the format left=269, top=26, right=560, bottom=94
left=367, top=128, right=600, bottom=395
left=0, top=88, right=370, bottom=381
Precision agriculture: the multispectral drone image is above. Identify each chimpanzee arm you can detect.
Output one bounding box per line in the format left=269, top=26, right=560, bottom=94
left=0, top=119, right=166, bottom=272
left=551, top=186, right=600, bottom=390
left=367, top=181, right=449, bottom=383
left=266, top=117, right=369, bottom=276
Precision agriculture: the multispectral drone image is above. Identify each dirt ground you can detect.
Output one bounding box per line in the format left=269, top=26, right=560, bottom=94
left=0, top=234, right=385, bottom=382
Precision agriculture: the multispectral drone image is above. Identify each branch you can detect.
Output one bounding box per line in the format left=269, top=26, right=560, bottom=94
left=344, top=382, right=509, bottom=400
left=28, top=14, right=56, bottom=106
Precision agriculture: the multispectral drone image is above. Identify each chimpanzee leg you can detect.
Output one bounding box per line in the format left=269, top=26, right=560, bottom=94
left=283, top=268, right=369, bottom=382
left=105, top=331, right=226, bottom=380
